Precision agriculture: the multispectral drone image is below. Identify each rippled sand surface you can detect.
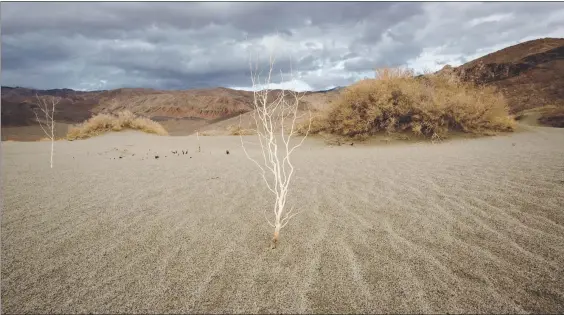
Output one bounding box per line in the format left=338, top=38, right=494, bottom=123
left=2, top=127, right=564, bottom=314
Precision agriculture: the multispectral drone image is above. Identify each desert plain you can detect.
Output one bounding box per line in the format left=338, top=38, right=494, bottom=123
left=1, top=123, right=564, bottom=314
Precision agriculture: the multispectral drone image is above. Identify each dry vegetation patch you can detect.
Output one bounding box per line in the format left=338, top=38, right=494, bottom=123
left=301, top=68, right=515, bottom=140
left=67, top=111, right=168, bottom=140
left=227, top=125, right=256, bottom=136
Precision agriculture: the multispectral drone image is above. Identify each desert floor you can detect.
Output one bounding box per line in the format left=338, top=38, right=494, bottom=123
left=2, top=126, right=564, bottom=314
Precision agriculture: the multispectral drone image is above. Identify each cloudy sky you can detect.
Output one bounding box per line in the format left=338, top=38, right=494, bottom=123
left=2, top=2, right=563, bottom=92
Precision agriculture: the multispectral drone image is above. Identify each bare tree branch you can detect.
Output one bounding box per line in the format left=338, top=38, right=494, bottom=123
left=240, top=51, right=312, bottom=249
left=33, top=94, right=60, bottom=168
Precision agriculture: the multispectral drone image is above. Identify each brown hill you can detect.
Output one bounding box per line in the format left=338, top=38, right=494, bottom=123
left=91, top=87, right=255, bottom=120
left=439, top=38, right=564, bottom=114
left=1, top=87, right=100, bottom=126
left=1, top=87, right=256, bottom=132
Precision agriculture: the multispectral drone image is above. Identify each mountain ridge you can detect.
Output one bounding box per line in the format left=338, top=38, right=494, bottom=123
left=438, top=37, right=564, bottom=113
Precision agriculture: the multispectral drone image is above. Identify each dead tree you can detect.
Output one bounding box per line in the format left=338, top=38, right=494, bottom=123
left=33, top=94, right=60, bottom=168
left=239, top=53, right=312, bottom=248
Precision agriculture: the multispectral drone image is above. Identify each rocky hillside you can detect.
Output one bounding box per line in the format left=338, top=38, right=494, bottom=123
left=439, top=38, right=564, bottom=113
left=1, top=87, right=99, bottom=126
left=1, top=87, right=256, bottom=127
left=91, top=87, right=258, bottom=120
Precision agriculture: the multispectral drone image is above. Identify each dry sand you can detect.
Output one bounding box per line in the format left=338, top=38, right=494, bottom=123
left=1, top=124, right=72, bottom=141
left=1, top=126, right=564, bottom=314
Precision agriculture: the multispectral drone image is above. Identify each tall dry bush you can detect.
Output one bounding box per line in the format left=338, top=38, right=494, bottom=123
left=305, top=67, right=515, bottom=139
left=67, top=110, right=168, bottom=140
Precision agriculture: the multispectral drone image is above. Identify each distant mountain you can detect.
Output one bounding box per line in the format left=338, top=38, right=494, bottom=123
left=1, top=86, right=256, bottom=127
left=438, top=37, right=564, bottom=113
left=314, top=86, right=345, bottom=93
left=1, top=87, right=101, bottom=126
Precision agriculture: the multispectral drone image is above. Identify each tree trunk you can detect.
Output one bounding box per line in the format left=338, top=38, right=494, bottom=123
left=271, top=224, right=281, bottom=249
left=50, top=139, right=54, bottom=168
left=50, top=124, right=54, bottom=168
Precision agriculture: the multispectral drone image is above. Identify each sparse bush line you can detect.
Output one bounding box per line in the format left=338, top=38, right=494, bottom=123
left=66, top=110, right=168, bottom=140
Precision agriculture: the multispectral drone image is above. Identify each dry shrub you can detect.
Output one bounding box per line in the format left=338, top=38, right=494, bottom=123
left=310, top=67, right=515, bottom=139
left=67, top=110, right=168, bottom=140
left=227, top=125, right=255, bottom=135
left=296, top=114, right=326, bottom=135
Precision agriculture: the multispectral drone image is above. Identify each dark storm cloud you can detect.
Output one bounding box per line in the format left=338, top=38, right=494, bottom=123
left=1, top=2, right=563, bottom=91
left=2, top=40, right=73, bottom=71
left=1, top=2, right=398, bottom=38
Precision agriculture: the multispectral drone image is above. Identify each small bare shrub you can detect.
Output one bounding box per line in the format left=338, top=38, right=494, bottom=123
left=240, top=52, right=312, bottom=249
left=67, top=110, right=168, bottom=140
left=33, top=95, right=60, bottom=168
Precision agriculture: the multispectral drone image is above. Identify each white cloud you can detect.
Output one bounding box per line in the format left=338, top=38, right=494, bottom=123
left=468, top=13, right=514, bottom=27
left=230, top=79, right=314, bottom=92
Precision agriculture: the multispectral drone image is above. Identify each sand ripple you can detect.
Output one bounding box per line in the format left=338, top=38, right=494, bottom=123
left=2, top=128, right=564, bottom=313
